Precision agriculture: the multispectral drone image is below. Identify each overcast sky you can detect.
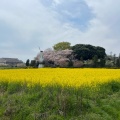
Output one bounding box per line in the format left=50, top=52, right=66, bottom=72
left=0, top=0, right=120, bottom=62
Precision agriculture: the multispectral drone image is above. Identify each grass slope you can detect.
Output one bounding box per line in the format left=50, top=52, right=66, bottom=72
left=0, top=81, right=120, bottom=120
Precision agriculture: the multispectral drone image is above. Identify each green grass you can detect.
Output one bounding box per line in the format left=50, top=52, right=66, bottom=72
left=0, top=81, right=120, bottom=120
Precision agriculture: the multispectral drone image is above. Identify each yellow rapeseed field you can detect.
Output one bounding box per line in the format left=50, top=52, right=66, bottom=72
left=0, top=68, right=120, bottom=87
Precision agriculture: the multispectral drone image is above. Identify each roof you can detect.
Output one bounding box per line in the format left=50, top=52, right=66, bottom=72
left=0, top=58, right=23, bottom=63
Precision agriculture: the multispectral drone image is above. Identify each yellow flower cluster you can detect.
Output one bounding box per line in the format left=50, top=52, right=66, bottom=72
left=0, top=68, right=120, bottom=87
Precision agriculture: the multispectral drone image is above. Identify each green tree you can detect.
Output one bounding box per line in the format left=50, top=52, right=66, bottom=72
left=26, top=59, right=30, bottom=67
left=72, top=44, right=106, bottom=60
left=116, top=54, right=120, bottom=68
left=30, top=60, right=36, bottom=68
left=99, top=58, right=105, bottom=67
left=53, top=41, right=71, bottom=50
left=93, top=55, right=98, bottom=67
left=116, top=59, right=120, bottom=68
left=113, top=54, right=116, bottom=66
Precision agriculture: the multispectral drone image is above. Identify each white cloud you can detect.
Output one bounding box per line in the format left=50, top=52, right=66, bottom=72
left=0, top=0, right=120, bottom=61
left=52, top=0, right=61, bottom=5
left=83, top=0, right=120, bottom=55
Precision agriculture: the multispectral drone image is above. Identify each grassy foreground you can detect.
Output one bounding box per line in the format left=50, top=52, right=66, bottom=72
left=0, top=81, right=120, bottom=120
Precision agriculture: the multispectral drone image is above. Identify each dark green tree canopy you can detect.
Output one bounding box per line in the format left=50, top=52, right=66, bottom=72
left=53, top=41, right=71, bottom=50
left=72, top=44, right=106, bottom=60
left=26, top=59, right=30, bottom=67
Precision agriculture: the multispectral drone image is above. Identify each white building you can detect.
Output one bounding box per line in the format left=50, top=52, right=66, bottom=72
left=38, top=51, right=44, bottom=68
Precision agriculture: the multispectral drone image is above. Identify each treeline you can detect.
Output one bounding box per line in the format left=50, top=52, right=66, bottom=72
left=26, top=42, right=120, bottom=68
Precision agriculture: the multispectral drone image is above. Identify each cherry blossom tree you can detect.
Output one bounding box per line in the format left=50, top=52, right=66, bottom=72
left=35, top=48, right=73, bottom=67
